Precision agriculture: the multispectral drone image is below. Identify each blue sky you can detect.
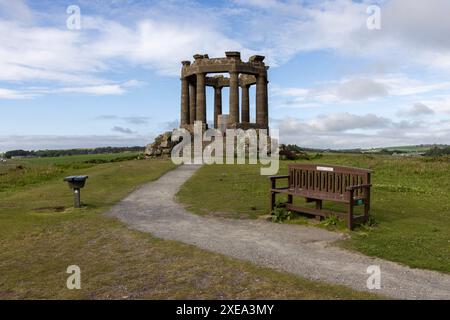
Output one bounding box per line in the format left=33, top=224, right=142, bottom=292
left=0, top=0, right=450, bottom=151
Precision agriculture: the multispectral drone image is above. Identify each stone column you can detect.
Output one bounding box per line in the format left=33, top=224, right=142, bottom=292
left=196, top=73, right=206, bottom=123
left=229, top=71, right=239, bottom=124
left=180, top=77, right=189, bottom=126
left=214, top=86, right=222, bottom=128
left=264, top=79, right=269, bottom=128
left=241, top=84, right=250, bottom=123
left=256, top=74, right=267, bottom=127
left=189, top=81, right=196, bottom=124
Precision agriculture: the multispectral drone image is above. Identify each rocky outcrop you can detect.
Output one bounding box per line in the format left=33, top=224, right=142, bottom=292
left=145, top=129, right=278, bottom=159
left=144, top=131, right=178, bottom=158
left=279, top=144, right=309, bottom=160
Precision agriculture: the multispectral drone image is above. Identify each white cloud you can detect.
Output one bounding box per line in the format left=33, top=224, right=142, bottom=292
left=2, top=0, right=450, bottom=98
left=379, top=77, right=450, bottom=97
left=56, top=84, right=129, bottom=95
left=112, top=126, right=135, bottom=134
left=273, top=113, right=449, bottom=149
left=83, top=16, right=252, bottom=76
left=274, top=77, right=389, bottom=106
left=0, top=80, right=141, bottom=99
left=309, top=113, right=391, bottom=132
left=0, top=1, right=253, bottom=100
left=233, top=0, right=280, bottom=8
left=55, top=80, right=142, bottom=95
left=0, top=88, right=33, bottom=99
left=1, top=0, right=450, bottom=158
left=123, top=116, right=150, bottom=125
left=227, top=0, right=450, bottom=74
left=335, top=78, right=388, bottom=101
left=421, top=96, right=450, bottom=114
left=96, top=115, right=150, bottom=125
left=0, top=20, right=105, bottom=83
left=274, top=74, right=450, bottom=107
left=397, top=103, right=435, bottom=117
left=382, top=0, right=450, bottom=67
left=274, top=113, right=393, bottom=135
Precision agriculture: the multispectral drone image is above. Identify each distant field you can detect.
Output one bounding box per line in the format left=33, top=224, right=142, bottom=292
left=0, top=154, right=378, bottom=299
left=177, top=154, right=450, bottom=273
left=8, top=152, right=142, bottom=165
left=364, top=145, right=442, bottom=153
left=0, top=152, right=142, bottom=192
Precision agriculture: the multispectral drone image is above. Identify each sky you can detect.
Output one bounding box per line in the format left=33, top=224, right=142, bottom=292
left=0, top=0, right=450, bottom=151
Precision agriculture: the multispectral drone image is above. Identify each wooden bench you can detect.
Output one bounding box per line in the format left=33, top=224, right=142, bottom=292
left=269, top=164, right=372, bottom=230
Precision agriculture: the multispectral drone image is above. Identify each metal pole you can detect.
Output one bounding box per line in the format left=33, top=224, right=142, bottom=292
left=74, top=188, right=81, bottom=208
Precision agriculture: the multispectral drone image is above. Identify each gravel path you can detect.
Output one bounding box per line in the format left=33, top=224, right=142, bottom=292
left=107, top=164, right=450, bottom=299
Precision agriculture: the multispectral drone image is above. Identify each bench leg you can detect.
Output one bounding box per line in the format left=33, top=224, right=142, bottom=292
left=364, top=187, right=370, bottom=223
left=288, top=194, right=293, bottom=204
left=347, top=190, right=354, bottom=230
left=270, top=179, right=276, bottom=214
left=270, top=192, right=276, bottom=213
left=315, top=200, right=322, bottom=221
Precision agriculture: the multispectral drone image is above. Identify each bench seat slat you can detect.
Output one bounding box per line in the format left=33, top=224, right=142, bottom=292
left=285, top=203, right=368, bottom=220
left=285, top=203, right=347, bottom=218
left=271, top=187, right=366, bottom=203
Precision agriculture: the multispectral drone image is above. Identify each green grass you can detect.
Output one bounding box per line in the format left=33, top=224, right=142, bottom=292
left=0, top=154, right=378, bottom=299
left=7, top=152, right=142, bottom=165
left=177, top=154, right=450, bottom=273
left=0, top=153, right=142, bottom=192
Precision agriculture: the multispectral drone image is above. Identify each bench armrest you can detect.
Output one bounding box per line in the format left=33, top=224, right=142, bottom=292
left=268, top=175, right=289, bottom=181
left=269, top=175, right=289, bottom=189
left=346, top=184, right=372, bottom=191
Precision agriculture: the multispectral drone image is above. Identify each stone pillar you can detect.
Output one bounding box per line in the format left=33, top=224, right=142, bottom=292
left=241, top=84, right=250, bottom=123
left=196, top=73, right=206, bottom=123
left=229, top=71, right=239, bottom=124
left=180, top=77, right=189, bottom=126
left=256, top=74, right=267, bottom=127
left=214, top=86, right=222, bottom=128
left=264, top=79, right=269, bottom=128
left=189, top=81, right=196, bottom=124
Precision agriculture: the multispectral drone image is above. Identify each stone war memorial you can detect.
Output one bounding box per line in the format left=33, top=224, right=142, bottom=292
left=145, top=51, right=270, bottom=157
left=180, top=51, right=269, bottom=131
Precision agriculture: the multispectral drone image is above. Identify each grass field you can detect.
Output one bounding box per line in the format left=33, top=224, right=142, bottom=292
left=363, top=145, right=434, bottom=153
left=177, top=154, right=450, bottom=273
left=0, top=153, right=141, bottom=192
left=0, top=154, right=378, bottom=299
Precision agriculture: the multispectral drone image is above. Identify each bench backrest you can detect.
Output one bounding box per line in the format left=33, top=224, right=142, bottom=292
left=288, top=164, right=371, bottom=200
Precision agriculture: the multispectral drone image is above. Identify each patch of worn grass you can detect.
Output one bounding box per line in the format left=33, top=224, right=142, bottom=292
left=0, top=156, right=378, bottom=299
left=177, top=154, right=450, bottom=273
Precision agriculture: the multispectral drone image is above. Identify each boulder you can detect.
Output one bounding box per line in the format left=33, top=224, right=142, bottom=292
left=144, top=131, right=178, bottom=158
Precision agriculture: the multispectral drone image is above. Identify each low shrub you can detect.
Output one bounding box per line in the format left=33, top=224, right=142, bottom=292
left=322, top=215, right=340, bottom=227
left=271, top=206, right=292, bottom=223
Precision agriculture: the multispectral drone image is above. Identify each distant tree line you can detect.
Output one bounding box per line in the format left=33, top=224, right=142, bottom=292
left=424, top=146, right=450, bottom=157
left=4, top=146, right=144, bottom=159
left=282, top=144, right=450, bottom=156
left=375, top=149, right=407, bottom=155
left=283, top=144, right=362, bottom=154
